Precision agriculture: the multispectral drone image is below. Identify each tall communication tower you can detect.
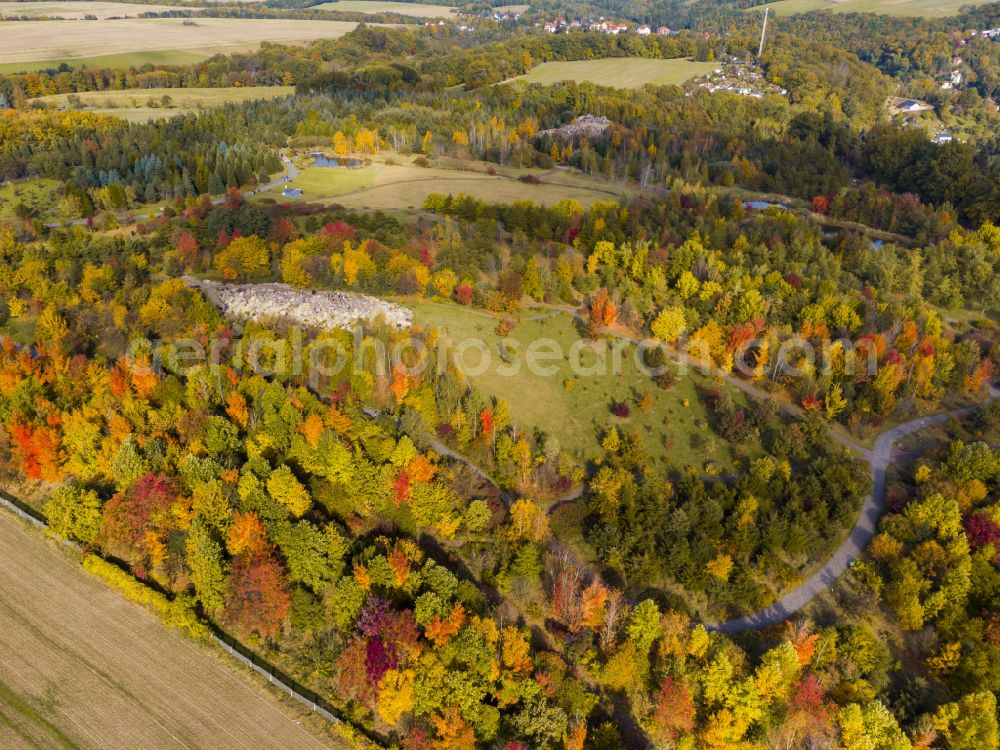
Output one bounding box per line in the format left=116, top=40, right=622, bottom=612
left=758, top=7, right=769, bottom=58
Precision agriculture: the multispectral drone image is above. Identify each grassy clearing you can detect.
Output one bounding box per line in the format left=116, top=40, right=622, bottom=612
left=0, top=1, right=185, bottom=19
left=0, top=518, right=349, bottom=750
left=0, top=18, right=362, bottom=69
left=407, top=300, right=754, bottom=474
left=261, top=164, right=378, bottom=201
left=513, top=57, right=718, bottom=89
left=0, top=179, right=63, bottom=220
left=259, top=159, right=624, bottom=209
left=333, top=168, right=616, bottom=209
left=754, top=0, right=996, bottom=16
left=31, top=86, right=294, bottom=123
left=313, top=0, right=457, bottom=17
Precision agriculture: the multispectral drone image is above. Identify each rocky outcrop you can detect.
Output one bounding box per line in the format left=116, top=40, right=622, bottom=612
left=536, top=114, right=610, bottom=141
left=185, top=279, right=412, bottom=331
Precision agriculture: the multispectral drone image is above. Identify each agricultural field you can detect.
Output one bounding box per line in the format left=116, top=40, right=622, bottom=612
left=0, top=518, right=348, bottom=750
left=260, top=159, right=626, bottom=209
left=407, top=301, right=755, bottom=475
left=0, top=18, right=363, bottom=72
left=754, top=0, right=997, bottom=16
left=313, top=0, right=457, bottom=17
left=512, top=57, right=719, bottom=89
left=0, top=1, right=183, bottom=19
left=0, top=50, right=210, bottom=75
left=31, top=86, right=295, bottom=123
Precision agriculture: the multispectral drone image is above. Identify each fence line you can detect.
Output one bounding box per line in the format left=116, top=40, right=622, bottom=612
left=0, top=490, right=46, bottom=528
left=0, top=494, right=355, bottom=739
left=212, top=637, right=341, bottom=725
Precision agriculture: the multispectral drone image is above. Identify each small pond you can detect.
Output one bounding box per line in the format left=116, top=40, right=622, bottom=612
left=310, top=153, right=364, bottom=168
left=742, top=200, right=787, bottom=210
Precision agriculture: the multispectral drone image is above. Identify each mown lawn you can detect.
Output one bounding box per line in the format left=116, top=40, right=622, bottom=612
left=258, top=164, right=378, bottom=202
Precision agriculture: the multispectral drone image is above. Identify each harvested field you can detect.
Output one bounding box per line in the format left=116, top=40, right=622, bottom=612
left=313, top=0, right=457, bottom=17
left=0, top=1, right=183, bottom=18
left=0, top=517, right=348, bottom=750
left=0, top=18, right=364, bottom=69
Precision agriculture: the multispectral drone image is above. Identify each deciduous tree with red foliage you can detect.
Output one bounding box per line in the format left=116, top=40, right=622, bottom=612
left=176, top=231, right=200, bottom=269
left=393, top=470, right=411, bottom=507
left=99, top=473, right=180, bottom=561
left=269, top=217, right=299, bottom=245
left=965, top=512, right=1000, bottom=550
left=455, top=284, right=473, bottom=305
left=222, top=552, right=290, bottom=640
left=651, top=676, right=696, bottom=742
left=479, top=408, right=494, bottom=443
left=335, top=636, right=377, bottom=705
left=319, top=220, right=356, bottom=249
left=8, top=419, right=62, bottom=482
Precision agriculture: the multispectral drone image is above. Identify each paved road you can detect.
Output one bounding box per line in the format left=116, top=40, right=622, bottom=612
left=707, top=407, right=976, bottom=633
left=43, top=156, right=298, bottom=229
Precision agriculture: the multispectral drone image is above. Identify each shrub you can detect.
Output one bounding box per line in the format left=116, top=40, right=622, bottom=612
left=455, top=284, right=474, bottom=305
left=82, top=555, right=209, bottom=639
left=611, top=401, right=631, bottom=418
left=518, top=174, right=541, bottom=185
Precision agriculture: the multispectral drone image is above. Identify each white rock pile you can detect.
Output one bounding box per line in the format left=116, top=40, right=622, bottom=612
left=537, top=114, right=610, bottom=141
left=186, top=279, right=412, bottom=330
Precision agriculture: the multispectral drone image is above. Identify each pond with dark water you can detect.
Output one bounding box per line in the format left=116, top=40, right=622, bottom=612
left=310, top=154, right=363, bottom=168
